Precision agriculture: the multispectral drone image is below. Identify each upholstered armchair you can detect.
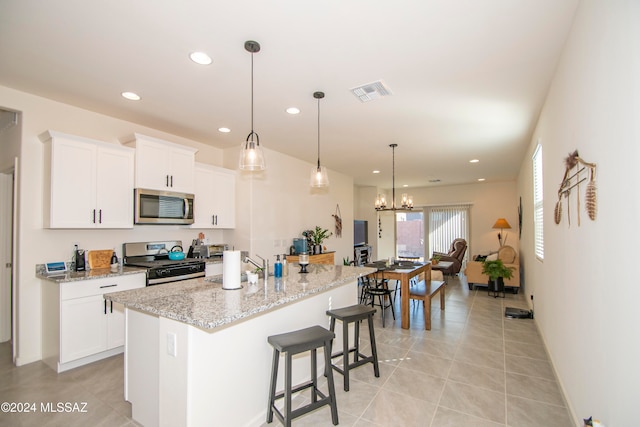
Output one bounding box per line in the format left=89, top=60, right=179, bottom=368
left=432, top=238, right=467, bottom=275
left=464, top=245, right=520, bottom=293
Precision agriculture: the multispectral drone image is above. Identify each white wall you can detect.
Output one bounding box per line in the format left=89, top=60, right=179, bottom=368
left=517, top=1, right=640, bottom=425
left=357, top=181, right=519, bottom=262
left=228, top=146, right=354, bottom=268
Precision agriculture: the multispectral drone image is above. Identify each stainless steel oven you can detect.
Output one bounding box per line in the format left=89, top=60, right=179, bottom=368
left=134, top=188, right=194, bottom=225
left=123, top=240, right=205, bottom=285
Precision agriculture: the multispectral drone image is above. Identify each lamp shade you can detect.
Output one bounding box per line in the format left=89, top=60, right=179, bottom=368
left=492, top=218, right=512, bottom=229
left=310, top=165, right=329, bottom=187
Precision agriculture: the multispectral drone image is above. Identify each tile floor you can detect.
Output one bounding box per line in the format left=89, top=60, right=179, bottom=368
left=0, top=275, right=575, bottom=426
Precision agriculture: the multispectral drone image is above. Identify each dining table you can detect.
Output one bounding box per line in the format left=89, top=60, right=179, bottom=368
left=365, top=261, right=431, bottom=329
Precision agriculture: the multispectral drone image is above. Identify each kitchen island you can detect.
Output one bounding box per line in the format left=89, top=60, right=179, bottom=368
left=105, top=263, right=375, bottom=427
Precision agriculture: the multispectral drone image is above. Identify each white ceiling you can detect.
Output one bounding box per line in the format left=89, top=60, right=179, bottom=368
left=0, top=0, right=578, bottom=189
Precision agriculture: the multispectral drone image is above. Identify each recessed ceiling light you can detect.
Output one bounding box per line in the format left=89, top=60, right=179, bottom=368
left=469, top=159, right=479, bottom=163
left=218, top=127, right=231, bottom=133
left=403, top=184, right=408, bottom=187
left=372, top=170, right=380, bottom=174
left=286, top=107, right=300, bottom=115
left=121, top=92, right=140, bottom=101
left=190, top=51, right=212, bottom=65
left=478, top=178, right=486, bottom=181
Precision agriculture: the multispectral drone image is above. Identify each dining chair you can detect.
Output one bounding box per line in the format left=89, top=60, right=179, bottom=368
left=361, top=272, right=396, bottom=327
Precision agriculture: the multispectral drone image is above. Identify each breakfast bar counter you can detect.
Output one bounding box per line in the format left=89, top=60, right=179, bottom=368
left=105, top=264, right=375, bottom=427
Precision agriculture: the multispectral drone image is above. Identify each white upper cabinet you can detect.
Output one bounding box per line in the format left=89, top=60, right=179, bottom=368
left=40, top=131, right=134, bottom=229
left=191, top=163, right=236, bottom=229
left=122, top=133, right=197, bottom=194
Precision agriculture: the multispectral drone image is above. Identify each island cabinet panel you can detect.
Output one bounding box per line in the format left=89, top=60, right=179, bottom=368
left=124, top=279, right=357, bottom=427
left=191, top=163, right=236, bottom=229
left=122, top=133, right=197, bottom=194
left=42, top=273, right=146, bottom=373
left=287, top=251, right=335, bottom=265
left=40, top=131, right=134, bottom=229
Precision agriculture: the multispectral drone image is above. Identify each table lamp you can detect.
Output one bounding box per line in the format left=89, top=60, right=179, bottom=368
left=492, top=218, right=512, bottom=247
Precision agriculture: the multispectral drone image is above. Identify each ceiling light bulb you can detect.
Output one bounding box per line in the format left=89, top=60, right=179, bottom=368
left=190, top=52, right=212, bottom=65
left=286, top=107, right=300, bottom=115
left=218, top=127, right=231, bottom=133
left=372, top=170, right=380, bottom=174
left=478, top=178, right=486, bottom=181
left=121, top=92, right=140, bottom=101
left=469, top=159, right=480, bottom=163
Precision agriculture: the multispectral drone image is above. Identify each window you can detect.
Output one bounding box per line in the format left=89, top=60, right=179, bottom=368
left=533, top=143, right=544, bottom=260
left=396, top=211, right=424, bottom=260
left=428, top=205, right=470, bottom=260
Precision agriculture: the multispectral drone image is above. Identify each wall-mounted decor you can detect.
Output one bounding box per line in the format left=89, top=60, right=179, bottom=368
left=332, top=204, right=342, bottom=238
left=518, top=197, right=523, bottom=239
left=555, top=150, right=597, bottom=226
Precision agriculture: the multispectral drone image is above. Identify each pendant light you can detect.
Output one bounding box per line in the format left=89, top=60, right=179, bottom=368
left=375, top=144, right=413, bottom=211
left=310, top=91, right=329, bottom=187
left=239, top=40, right=266, bottom=171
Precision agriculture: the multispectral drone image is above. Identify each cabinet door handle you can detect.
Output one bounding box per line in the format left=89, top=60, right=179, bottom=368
left=212, top=215, right=215, bottom=225
left=99, top=284, right=117, bottom=288
left=92, top=209, right=96, bottom=223
left=170, top=175, right=173, bottom=187
left=99, top=209, right=102, bottom=224
left=110, top=301, right=113, bottom=313
left=166, top=175, right=169, bottom=187
left=215, top=215, right=218, bottom=225
left=104, top=299, right=107, bottom=314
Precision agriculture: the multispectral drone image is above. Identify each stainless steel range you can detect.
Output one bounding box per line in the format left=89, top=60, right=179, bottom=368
left=123, top=240, right=206, bottom=285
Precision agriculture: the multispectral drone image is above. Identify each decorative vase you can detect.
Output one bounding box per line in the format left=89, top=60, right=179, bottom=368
left=313, top=244, right=322, bottom=255
left=431, top=259, right=438, bottom=265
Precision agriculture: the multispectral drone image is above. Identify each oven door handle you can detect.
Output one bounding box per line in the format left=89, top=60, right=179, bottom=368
left=183, top=198, right=190, bottom=219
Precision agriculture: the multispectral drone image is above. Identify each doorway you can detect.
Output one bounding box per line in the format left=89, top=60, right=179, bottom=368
left=396, top=211, right=424, bottom=261
left=0, top=171, right=13, bottom=344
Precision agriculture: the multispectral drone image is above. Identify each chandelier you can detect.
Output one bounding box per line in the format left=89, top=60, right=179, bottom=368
left=375, top=144, right=413, bottom=211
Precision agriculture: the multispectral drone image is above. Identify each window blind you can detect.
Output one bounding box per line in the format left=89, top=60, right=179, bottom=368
left=533, top=144, right=544, bottom=260
left=428, top=205, right=470, bottom=258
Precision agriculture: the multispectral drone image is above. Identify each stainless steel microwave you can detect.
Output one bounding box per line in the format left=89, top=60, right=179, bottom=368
left=134, top=188, right=194, bottom=225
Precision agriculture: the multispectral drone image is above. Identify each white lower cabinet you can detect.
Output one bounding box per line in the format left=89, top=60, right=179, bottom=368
left=42, top=273, right=145, bottom=372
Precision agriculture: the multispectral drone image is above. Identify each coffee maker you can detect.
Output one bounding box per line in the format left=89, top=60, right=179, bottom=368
left=74, top=245, right=86, bottom=271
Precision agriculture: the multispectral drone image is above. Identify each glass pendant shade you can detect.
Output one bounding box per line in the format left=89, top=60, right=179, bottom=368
left=310, top=165, right=330, bottom=187
left=239, top=40, right=266, bottom=171
left=310, top=91, right=329, bottom=187
left=239, top=138, right=265, bottom=171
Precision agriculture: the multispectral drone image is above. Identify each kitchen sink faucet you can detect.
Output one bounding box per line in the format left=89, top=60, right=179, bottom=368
left=244, top=254, right=269, bottom=281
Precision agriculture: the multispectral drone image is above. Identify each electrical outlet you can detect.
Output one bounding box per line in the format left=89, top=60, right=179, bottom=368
left=167, top=332, right=177, bottom=357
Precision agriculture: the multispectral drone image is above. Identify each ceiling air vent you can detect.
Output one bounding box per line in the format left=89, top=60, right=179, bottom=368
left=350, top=80, right=392, bottom=103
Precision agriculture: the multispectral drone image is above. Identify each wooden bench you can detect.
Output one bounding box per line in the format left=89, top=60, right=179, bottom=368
left=408, top=280, right=446, bottom=330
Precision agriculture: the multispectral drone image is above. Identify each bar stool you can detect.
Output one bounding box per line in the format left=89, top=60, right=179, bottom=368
left=267, top=325, right=339, bottom=426
left=326, top=304, right=380, bottom=391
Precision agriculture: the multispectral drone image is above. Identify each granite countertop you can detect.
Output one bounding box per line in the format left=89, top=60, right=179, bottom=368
left=36, top=265, right=147, bottom=283
left=105, top=264, right=376, bottom=330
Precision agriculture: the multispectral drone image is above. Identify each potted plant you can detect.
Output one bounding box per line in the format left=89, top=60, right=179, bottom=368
left=303, top=226, right=332, bottom=255
left=481, top=259, right=514, bottom=296
left=431, top=254, right=442, bottom=265
left=246, top=267, right=263, bottom=284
